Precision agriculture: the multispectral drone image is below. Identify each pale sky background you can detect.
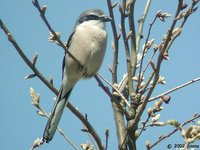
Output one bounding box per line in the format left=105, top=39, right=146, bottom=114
left=1, top=0, right=200, bottom=150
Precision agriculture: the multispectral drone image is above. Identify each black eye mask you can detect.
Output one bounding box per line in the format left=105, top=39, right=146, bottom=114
left=79, top=14, right=100, bottom=23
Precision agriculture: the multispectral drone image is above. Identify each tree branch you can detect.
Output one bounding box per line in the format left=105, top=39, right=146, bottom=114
left=106, top=0, right=119, bottom=84
left=119, top=1, right=134, bottom=97
left=94, top=75, right=129, bottom=117
left=136, top=12, right=158, bottom=93
left=136, top=0, right=152, bottom=52
left=128, top=0, right=137, bottom=82
left=149, top=76, right=200, bottom=102
left=97, top=73, right=130, bottom=107
left=106, top=1, right=129, bottom=149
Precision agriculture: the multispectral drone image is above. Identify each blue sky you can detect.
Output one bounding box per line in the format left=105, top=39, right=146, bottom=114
left=1, top=0, right=200, bottom=150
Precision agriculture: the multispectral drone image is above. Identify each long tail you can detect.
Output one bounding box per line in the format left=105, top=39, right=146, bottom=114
left=43, top=86, right=73, bottom=143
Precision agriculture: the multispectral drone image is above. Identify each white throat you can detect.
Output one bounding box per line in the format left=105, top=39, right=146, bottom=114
left=78, top=20, right=105, bottom=30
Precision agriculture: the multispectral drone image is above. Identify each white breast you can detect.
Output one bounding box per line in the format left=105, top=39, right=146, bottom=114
left=65, top=22, right=107, bottom=79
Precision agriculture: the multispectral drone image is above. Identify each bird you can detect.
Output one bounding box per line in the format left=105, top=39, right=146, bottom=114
left=43, top=9, right=111, bottom=143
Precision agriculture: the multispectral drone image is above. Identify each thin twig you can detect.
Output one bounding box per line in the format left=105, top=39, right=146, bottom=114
left=105, top=138, right=108, bottom=150
left=136, top=0, right=152, bottom=52
left=106, top=2, right=128, bottom=149
left=107, top=2, right=128, bottom=149
left=136, top=14, right=158, bottom=93
left=81, top=123, right=99, bottom=150
left=165, top=1, right=198, bottom=55
left=57, top=128, right=79, bottom=150
left=94, top=75, right=129, bottom=118
left=128, top=0, right=137, bottom=82
left=106, top=0, right=119, bottom=85
left=136, top=115, right=151, bottom=139
left=119, top=1, right=134, bottom=97
left=180, top=0, right=199, bottom=28
left=118, top=74, right=128, bottom=93
left=140, top=71, right=155, bottom=95
left=97, top=73, right=130, bottom=107
left=149, top=76, right=200, bottom=102
left=142, top=51, right=156, bottom=74
left=68, top=101, right=105, bottom=150
left=105, top=128, right=109, bottom=150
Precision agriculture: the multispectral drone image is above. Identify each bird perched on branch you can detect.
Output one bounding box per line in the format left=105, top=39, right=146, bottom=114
left=43, top=9, right=111, bottom=142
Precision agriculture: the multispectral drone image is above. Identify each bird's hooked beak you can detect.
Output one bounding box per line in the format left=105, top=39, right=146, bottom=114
left=99, top=15, right=112, bottom=22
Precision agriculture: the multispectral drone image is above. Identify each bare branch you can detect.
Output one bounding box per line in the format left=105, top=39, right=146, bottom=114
left=106, top=0, right=119, bottom=84
left=149, top=76, right=200, bottom=102
left=105, top=128, right=109, bottom=150
left=119, top=2, right=134, bottom=97
left=136, top=0, right=152, bottom=52
left=136, top=12, right=158, bottom=93
left=97, top=73, right=130, bottom=107
left=94, top=75, right=129, bottom=117
left=106, top=2, right=128, bottom=149
left=57, top=128, right=79, bottom=150
left=127, top=0, right=137, bottom=81
left=136, top=115, right=151, bottom=139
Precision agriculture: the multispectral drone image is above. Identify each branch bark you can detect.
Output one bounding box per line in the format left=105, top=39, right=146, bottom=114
left=149, top=76, right=200, bottom=102
left=136, top=0, right=152, bottom=52
left=107, top=1, right=127, bottom=149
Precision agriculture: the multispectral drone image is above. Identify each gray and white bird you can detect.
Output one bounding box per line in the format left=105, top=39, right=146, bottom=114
left=43, top=9, right=111, bottom=142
